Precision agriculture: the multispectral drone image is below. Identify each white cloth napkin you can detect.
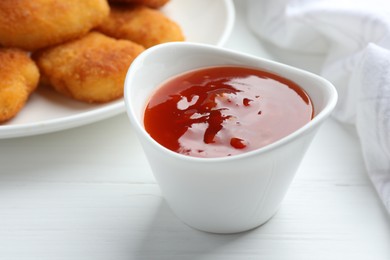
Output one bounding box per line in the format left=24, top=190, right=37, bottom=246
left=246, top=0, right=390, bottom=213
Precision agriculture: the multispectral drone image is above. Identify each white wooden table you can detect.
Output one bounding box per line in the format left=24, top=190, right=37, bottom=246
left=1, top=1, right=390, bottom=259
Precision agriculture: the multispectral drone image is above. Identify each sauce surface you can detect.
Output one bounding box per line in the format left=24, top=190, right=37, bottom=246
left=144, top=66, right=313, bottom=158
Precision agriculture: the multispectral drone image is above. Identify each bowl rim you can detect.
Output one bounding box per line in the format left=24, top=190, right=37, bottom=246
left=124, top=42, right=338, bottom=163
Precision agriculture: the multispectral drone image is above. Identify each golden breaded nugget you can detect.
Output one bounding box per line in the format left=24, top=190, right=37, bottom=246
left=108, top=0, right=169, bottom=9
left=0, top=48, right=40, bottom=122
left=33, top=32, right=144, bottom=103
left=0, top=0, right=109, bottom=51
left=97, top=5, right=185, bottom=48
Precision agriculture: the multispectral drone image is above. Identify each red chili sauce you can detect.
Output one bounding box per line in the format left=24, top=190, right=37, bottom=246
left=144, top=66, right=313, bottom=158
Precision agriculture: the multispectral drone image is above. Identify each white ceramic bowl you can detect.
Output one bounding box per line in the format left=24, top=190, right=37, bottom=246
left=124, top=42, right=337, bottom=234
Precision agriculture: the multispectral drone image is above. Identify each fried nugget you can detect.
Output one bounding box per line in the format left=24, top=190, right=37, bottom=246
left=97, top=5, right=185, bottom=48
left=0, top=0, right=109, bottom=51
left=108, top=0, right=170, bottom=9
left=0, top=48, right=40, bottom=122
left=33, top=32, right=144, bottom=103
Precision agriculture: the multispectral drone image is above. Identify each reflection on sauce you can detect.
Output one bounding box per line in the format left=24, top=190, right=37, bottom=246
left=144, top=66, right=313, bottom=158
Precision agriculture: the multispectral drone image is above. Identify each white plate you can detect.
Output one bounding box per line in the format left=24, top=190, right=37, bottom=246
left=0, top=0, right=235, bottom=139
